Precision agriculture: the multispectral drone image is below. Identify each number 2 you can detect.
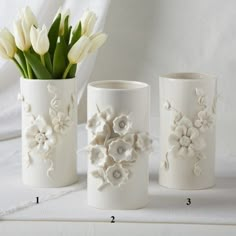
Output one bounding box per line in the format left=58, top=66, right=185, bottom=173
left=111, top=216, right=115, bottom=223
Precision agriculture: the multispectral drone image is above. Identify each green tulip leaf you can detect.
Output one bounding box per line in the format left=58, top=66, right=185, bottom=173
left=70, top=22, right=82, bottom=48
left=65, top=26, right=72, bottom=45
left=44, top=52, right=53, bottom=74
left=24, top=51, right=52, bottom=79
left=68, top=64, right=77, bottom=78
left=53, top=40, right=67, bottom=79
left=64, top=15, right=71, bottom=44
left=48, top=14, right=61, bottom=59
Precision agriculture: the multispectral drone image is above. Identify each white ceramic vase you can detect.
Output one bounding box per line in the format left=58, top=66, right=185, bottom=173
left=87, top=80, right=152, bottom=209
left=159, top=73, right=217, bottom=189
left=20, top=78, right=78, bottom=187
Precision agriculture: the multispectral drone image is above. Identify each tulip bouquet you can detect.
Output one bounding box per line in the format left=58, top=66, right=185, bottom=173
left=0, top=6, right=107, bottom=79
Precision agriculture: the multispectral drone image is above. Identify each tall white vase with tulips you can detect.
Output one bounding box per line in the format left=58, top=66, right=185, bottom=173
left=0, top=6, right=107, bottom=187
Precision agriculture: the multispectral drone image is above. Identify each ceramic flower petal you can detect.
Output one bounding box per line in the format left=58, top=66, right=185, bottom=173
left=108, top=139, right=136, bottom=162
left=88, top=145, right=108, bottom=167
left=105, top=163, right=129, bottom=187
left=135, top=133, right=152, bottom=152
left=113, top=114, right=132, bottom=136
left=25, top=115, right=56, bottom=155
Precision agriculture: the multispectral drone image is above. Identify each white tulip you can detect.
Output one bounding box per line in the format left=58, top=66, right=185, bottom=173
left=13, top=18, right=31, bottom=51
left=88, top=33, right=107, bottom=54
left=81, top=10, right=97, bottom=36
left=54, top=7, right=70, bottom=35
left=19, top=6, right=38, bottom=28
left=68, top=36, right=91, bottom=64
left=30, top=25, right=49, bottom=55
left=0, top=28, right=16, bottom=59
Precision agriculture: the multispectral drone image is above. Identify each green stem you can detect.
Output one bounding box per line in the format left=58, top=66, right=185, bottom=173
left=12, top=57, right=26, bottom=78
left=40, top=54, right=45, bottom=66
left=62, top=63, right=73, bottom=79
left=24, top=52, right=33, bottom=79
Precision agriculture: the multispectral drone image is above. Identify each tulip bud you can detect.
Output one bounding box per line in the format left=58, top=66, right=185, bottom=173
left=54, top=7, right=70, bottom=35
left=13, top=19, right=31, bottom=51
left=19, top=6, right=38, bottom=28
left=0, top=28, right=16, bottom=59
left=30, top=25, right=49, bottom=55
left=68, top=36, right=91, bottom=64
left=81, top=10, right=97, bottom=36
left=88, top=33, right=107, bottom=54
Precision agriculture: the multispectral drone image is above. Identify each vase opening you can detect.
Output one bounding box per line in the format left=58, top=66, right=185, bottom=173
left=88, top=80, right=149, bottom=90
left=160, top=72, right=216, bottom=81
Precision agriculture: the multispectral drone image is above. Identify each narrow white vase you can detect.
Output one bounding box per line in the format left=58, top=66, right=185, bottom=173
left=87, top=80, right=151, bottom=209
left=20, top=78, right=78, bottom=187
left=159, top=73, right=217, bottom=190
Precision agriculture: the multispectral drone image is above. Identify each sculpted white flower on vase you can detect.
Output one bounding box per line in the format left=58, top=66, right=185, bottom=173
left=123, top=133, right=135, bottom=146
left=90, top=135, right=106, bottom=146
left=105, top=163, right=129, bottom=187
left=87, top=107, right=114, bottom=137
left=25, top=116, right=56, bottom=155
left=136, top=133, right=153, bottom=152
left=171, top=112, right=183, bottom=131
left=87, top=113, right=107, bottom=135
left=194, top=110, right=214, bottom=132
left=168, top=116, right=205, bottom=158
left=113, top=114, right=132, bottom=136
left=52, top=112, right=72, bottom=134
left=88, top=145, right=108, bottom=167
left=108, top=139, right=137, bottom=162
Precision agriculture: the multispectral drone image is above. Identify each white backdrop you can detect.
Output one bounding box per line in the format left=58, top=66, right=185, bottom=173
left=0, top=0, right=236, bottom=158
left=88, top=0, right=236, bottom=158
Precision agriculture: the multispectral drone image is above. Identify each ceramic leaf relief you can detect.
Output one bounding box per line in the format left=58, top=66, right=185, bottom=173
left=18, top=83, right=75, bottom=177
left=87, top=106, right=152, bottom=191
left=161, top=88, right=215, bottom=176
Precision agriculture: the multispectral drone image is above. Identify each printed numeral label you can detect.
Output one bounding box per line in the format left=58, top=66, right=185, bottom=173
left=186, top=198, right=191, bottom=206
left=111, top=216, right=115, bottom=223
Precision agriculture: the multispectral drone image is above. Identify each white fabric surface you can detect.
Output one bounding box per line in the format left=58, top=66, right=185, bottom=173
left=0, top=122, right=236, bottom=224
left=0, top=0, right=110, bottom=140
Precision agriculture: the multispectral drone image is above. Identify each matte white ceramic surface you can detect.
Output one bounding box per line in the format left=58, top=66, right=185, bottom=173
left=20, top=78, right=78, bottom=187
left=159, top=73, right=217, bottom=189
left=87, top=80, right=150, bottom=209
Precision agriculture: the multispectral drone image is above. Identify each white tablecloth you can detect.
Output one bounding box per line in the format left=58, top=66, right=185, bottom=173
left=0, top=124, right=236, bottom=224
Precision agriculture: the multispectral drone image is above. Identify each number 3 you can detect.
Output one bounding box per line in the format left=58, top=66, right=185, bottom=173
left=186, top=198, right=191, bottom=205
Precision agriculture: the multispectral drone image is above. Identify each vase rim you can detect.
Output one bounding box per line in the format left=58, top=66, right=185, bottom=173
left=88, top=80, right=149, bottom=91
left=20, top=77, right=76, bottom=82
left=160, top=72, right=217, bottom=81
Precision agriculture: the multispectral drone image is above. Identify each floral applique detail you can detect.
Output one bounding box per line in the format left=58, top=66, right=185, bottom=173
left=162, top=87, right=215, bottom=176
left=19, top=83, right=76, bottom=177
left=87, top=106, right=152, bottom=190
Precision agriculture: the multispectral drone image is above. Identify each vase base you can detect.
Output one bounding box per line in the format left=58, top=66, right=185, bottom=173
left=22, top=175, right=79, bottom=188
left=87, top=199, right=149, bottom=210
left=159, top=180, right=215, bottom=190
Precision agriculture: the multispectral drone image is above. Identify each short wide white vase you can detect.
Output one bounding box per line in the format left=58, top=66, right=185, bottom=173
left=159, top=73, right=217, bottom=190
left=20, top=78, right=78, bottom=187
left=87, top=80, right=152, bottom=209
